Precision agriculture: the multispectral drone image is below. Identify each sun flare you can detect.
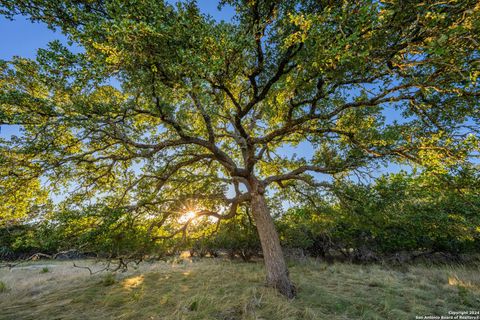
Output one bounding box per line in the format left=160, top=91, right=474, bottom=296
left=178, top=210, right=197, bottom=223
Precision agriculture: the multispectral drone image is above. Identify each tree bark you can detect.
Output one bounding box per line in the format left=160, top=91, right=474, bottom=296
left=250, top=191, right=296, bottom=298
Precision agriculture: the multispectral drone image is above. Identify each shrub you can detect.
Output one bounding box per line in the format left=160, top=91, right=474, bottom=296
left=100, top=273, right=116, bottom=286
left=0, top=281, right=8, bottom=293
left=278, top=169, right=480, bottom=259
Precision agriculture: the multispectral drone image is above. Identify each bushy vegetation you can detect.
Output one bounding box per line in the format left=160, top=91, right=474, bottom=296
left=188, top=212, right=261, bottom=261
left=2, top=169, right=478, bottom=263
left=278, top=168, right=480, bottom=260
left=0, top=280, right=7, bottom=293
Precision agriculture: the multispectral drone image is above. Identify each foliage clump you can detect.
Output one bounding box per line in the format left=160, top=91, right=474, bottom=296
left=100, top=273, right=116, bottom=287
left=277, top=169, right=480, bottom=261
left=0, top=281, right=8, bottom=293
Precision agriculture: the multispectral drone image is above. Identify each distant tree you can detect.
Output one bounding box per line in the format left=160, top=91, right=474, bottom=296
left=0, top=0, right=478, bottom=297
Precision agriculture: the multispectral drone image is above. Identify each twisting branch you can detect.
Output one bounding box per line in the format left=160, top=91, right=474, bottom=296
left=151, top=192, right=251, bottom=241
left=263, top=165, right=354, bottom=186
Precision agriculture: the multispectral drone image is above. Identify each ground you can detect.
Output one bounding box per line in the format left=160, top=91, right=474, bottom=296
left=0, top=257, right=479, bottom=319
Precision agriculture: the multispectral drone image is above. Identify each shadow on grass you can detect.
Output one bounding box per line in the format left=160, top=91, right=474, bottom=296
left=1, top=259, right=479, bottom=319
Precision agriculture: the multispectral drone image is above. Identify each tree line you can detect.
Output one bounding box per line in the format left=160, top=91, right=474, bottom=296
left=2, top=168, right=478, bottom=264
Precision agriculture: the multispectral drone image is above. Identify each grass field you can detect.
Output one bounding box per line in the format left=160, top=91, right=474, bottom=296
left=0, top=257, right=479, bottom=319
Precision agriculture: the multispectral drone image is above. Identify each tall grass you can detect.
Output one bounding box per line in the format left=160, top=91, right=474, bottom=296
left=0, top=281, right=7, bottom=293
left=0, top=259, right=478, bottom=319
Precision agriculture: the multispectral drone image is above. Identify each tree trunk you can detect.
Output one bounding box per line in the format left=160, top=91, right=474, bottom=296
left=251, top=192, right=296, bottom=298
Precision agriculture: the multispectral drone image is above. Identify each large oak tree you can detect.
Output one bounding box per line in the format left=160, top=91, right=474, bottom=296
left=0, top=0, right=479, bottom=297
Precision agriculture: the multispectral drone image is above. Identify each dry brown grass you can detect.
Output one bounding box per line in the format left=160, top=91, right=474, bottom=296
left=0, top=258, right=479, bottom=319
